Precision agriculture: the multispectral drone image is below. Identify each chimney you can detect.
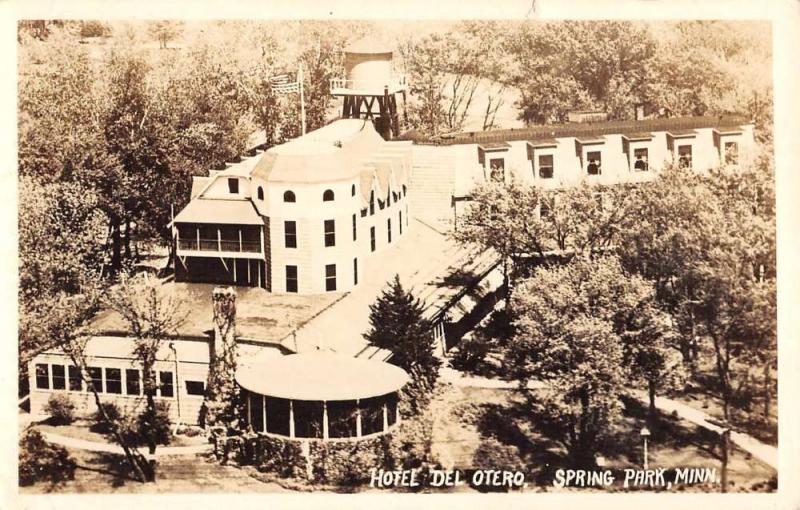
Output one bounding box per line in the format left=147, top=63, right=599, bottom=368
left=202, top=286, right=241, bottom=430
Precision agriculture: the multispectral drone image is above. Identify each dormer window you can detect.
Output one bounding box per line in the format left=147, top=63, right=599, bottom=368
left=283, top=190, right=296, bottom=203
left=678, top=145, right=692, bottom=169
left=633, top=148, right=649, bottom=171
left=228, top=178, right=239, bottom=194
left=587, top=151, right=601, bottom=175
left=724, top=141, right=738, bottom=164
left=538, top=155, right=554, bottom=179
left=323, top=189, right=335, bottom=202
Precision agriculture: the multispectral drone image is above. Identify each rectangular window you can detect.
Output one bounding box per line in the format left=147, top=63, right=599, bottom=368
left=399, top=211, right=403, bottom=235
left=286, top=265, right=298, bottom=293
left=35, top=363, right=49, bottom=389
left=724, top=141, right=738, bottom=164
left=228, top=178, right=239, bottom=194
left=68, top=365, right=82, bottom=391
left=105, top=368, right=122, bottom=394
left=352, top=214, right=357, bottom=241
left=284, top=221, right=297, bottom=248
left=678, top=145, right=692, bottom=169
left=353, top=258, right=358, bottom=285
left=159, top=371, right=174, bottom=398
left=633, top=148, right=649, bottom=171
left=489, top=158, right=505, bottom=182
left=538, top=154, right=554, bottom=179
left=369, top=193, right=375, bottom=215
left=125, top=369, right=141, bottom=395
left=185, top=380, right=206, bottom=396
left=361, top=208, right=367, bottom=218
left=586, top=151, right=602, bottom=175
left=51, top=364, right=66, bottom=390
left=324, top=219, right=335, bottom=247
left=325, top=264, right=337, bottom=292
left=88, top=367, right=103, bottom=393
left=387, top=218, right=392, bottom=243
left=370, top=226, right=376, bottom=252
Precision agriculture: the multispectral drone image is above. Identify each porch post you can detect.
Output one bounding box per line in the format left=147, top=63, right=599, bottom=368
left=238, top=228, right=243, bottom=252
left=196, top=227, right=200, bottom=250
left=217, top=228, right=221, bottom=251
left=322, top=401, right=329, bottom=439
left=382, top=402, right=388, bottom=432
left=262, top=394, right=267, bottom=433
left=246, top=391, right=252, bottom=427
left=289, top=400, right=295, bottom=438
left=356, top=399, right=362, bottom=437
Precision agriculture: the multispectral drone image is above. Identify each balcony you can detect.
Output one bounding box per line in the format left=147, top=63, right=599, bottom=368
left=330, top=74, right=407, bottom=95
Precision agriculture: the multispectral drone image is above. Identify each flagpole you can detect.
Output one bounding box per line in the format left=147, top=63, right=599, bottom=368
left=299, top=63, right=306, bottom=136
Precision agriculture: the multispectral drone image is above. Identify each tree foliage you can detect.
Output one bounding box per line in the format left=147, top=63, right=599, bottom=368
left=364, top=275, right=440, bottom=414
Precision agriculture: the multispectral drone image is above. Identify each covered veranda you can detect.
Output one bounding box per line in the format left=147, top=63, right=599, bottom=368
left=236, top=351, right=410, bottom=439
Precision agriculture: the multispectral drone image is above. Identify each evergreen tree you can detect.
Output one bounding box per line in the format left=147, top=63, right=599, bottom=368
left=365, top=275, right=440, bottom=412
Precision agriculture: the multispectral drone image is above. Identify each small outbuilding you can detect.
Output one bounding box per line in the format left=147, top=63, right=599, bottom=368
left=236, top=351, right=410, bottom=439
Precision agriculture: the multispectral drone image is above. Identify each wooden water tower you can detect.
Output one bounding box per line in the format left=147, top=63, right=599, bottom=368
left=331, top=36, right=407, bottom=140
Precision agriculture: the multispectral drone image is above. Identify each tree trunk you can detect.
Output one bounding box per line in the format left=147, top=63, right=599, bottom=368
left=124, top=217, right=131, bottom=261
left=110, top=219, right=122, bottom=276
left=70, top=356, right=148, bottom=482
left=648, top=380, right=657, bottom=423
left=763, top=362, right=771, bottom=419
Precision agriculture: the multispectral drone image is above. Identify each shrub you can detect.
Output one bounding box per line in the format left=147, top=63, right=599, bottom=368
left=44, top=394, right=76, bottom=425
left=450, top=332, right=491, bottom=372
left=136, top=401, right=172, bottom=446
left=471, top=438, right=525, bottom=492
left=79, top=20, right=110, bottom=38
left=91, top=402, right=123, bottom=433
left=18, top=428, right=77, bottom=486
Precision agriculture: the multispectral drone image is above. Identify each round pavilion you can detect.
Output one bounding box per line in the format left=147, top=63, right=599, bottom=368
left=236, top=351, right=410, bottom=439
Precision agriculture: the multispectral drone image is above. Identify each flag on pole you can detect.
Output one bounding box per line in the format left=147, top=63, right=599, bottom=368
left=269, top=73, right=300, bottom=94
left=267, top=65, right=306, bottom=136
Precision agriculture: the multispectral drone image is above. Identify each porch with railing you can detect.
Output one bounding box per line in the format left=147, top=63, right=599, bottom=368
left=175, top=223, right=263, bottom=256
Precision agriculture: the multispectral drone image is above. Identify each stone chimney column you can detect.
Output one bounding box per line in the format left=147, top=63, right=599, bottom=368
left=201, top=286, right=241, bottom=430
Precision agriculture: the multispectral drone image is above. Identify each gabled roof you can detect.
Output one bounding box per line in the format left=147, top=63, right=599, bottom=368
left=172, top=199, right=263, bottom=225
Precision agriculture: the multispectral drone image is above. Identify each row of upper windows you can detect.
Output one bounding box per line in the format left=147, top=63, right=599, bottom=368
left=284, top=208, right=406, bottom=249
left=233, top=180, right=408, bottom=206
left=33, top=363, right=206, bottom=398
left=486, top=141, right=740, bottom=180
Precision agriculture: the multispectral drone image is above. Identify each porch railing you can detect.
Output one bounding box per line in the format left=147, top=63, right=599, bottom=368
left=177, top=238, right=261, bottom=253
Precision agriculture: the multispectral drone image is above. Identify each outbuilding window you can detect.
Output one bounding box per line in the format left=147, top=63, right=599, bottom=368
left=186, top=381, right=206, bottom=396
left=35, top=363, right=49, bottom=389
left=633, top=148, right=649, bottom=171
left=228, top=178, right=239, bottom=194
left=68, top=366, right=82, bottom=391
left=323, top=189, right=335, bottom=202
left=126, top=369, right=141, bottom=395
left=283, top=190, right=296, bottom=203
left=105, top=368, right=122, bottom=394
left=159, top=371, right=174, bottom=398
left=88, top=367, right=103, bottom=393
left=52, top=364, right=65, bottom=390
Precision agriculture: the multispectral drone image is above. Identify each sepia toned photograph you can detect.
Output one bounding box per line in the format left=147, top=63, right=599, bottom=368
left=10, top=10, right=787, bottom=500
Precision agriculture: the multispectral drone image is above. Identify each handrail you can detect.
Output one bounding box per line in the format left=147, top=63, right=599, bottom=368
left=330, top=73, right=407, bottom=92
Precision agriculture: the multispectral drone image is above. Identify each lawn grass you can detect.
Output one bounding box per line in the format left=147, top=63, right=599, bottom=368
left=432, top=383, right=777, bottom=493
left=32, top=419, right=207, bottom=448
